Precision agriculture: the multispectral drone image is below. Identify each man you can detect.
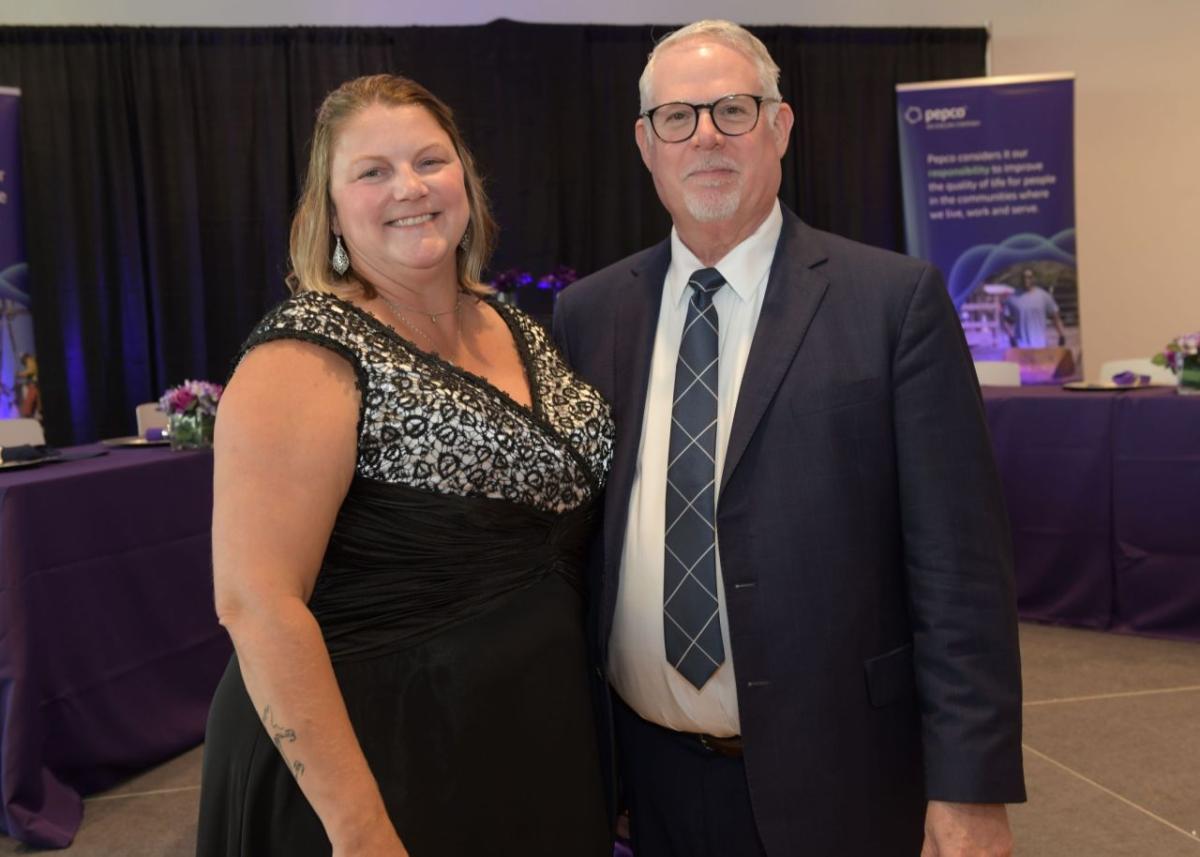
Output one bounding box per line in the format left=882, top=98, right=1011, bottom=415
left=1003, top=268, right=1067, bottom=348
left=553, top=19, right=1025, bottom=857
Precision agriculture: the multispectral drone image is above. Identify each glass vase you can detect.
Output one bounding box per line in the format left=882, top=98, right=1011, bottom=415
left=168, top=410, right=216, bottom=450
left=1179, top=354, right=1200, bottom=395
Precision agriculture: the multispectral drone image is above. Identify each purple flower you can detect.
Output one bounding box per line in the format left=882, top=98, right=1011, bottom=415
left=172, top=388, right=197, bottom=411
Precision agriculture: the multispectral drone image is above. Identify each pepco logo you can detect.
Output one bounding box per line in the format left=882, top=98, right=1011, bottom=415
left=924, top=106, right=968, bottom=123
left=903, top=106, right=923, bottom=125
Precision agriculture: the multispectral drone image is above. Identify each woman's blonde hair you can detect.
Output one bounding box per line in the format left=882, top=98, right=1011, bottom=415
left=287, top=74, right=497, bottom=299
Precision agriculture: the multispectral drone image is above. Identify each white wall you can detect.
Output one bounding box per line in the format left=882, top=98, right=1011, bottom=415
left=6, top=0, right=1198, bottom=375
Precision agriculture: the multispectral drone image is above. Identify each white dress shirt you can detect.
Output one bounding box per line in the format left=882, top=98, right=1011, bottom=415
left=608, top=200, right=783, bottom=736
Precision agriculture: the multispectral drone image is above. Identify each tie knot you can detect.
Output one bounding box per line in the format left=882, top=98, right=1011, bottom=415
left=687, top=268, right=726, bottom=306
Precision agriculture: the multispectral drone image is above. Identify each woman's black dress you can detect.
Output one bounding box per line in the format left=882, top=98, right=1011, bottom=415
left=195, top=292, right=615, bottom=857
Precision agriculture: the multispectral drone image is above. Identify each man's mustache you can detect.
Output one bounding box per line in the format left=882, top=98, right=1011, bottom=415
left=683, top=158, right=740, bottom=179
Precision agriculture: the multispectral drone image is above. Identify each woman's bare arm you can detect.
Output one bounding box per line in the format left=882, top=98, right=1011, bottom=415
left=212, top=339, right=406, bottom=855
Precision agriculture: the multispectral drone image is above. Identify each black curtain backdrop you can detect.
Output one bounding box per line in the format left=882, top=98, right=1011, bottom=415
left=0, top=21, right=985, bottom=444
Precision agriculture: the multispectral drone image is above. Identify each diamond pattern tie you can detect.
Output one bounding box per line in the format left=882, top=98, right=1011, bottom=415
left=664, top=267, right=727, bottom=689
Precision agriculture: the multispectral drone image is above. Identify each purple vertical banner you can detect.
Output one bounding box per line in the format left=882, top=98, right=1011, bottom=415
left=0, top=87, right=38, bottom=419
left=897, top=74, right=1079, bottom=384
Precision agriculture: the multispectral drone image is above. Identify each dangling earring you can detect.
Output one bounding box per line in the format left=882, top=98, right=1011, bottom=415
left=331, top=235, right=350, bottom=275
left=459, top=228, right=471, bottom=252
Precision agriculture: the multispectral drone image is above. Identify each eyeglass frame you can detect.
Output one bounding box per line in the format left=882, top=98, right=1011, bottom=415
left=640, top=93, right=781, bottom=143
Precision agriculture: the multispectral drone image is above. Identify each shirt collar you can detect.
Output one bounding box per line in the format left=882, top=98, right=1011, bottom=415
left=667, top=199, right=783, bottom=308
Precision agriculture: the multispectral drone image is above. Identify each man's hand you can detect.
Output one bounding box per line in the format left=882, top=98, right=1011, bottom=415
left=920, top=801, right=1013, bottom=857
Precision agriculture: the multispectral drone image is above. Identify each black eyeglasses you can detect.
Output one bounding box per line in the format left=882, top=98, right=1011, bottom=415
left=641, top=94, right=779, bottom=143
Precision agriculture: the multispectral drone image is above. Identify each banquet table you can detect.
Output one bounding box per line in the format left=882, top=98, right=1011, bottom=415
left=0, top=444, right=230, bottom=848
left=981, top=386, right=1200, bottom=640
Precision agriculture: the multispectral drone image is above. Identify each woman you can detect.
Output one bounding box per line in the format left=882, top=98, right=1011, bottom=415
left=195, top=75, right=614, bottom=857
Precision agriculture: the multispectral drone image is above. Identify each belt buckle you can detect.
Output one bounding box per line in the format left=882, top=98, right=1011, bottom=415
left=698, top=733, right=742, bottom=757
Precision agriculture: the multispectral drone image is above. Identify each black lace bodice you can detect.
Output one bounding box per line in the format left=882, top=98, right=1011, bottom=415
left=237, top=290, right=614, bottom=514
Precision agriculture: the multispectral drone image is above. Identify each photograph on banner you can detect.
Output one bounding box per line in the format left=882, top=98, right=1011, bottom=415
left=0, top=86, right=38, bottom=420
left=896, top=74, right=1079, bottom=385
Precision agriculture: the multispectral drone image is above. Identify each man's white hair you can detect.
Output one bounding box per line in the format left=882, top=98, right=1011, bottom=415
left=638, top=20, right=782, bottom=114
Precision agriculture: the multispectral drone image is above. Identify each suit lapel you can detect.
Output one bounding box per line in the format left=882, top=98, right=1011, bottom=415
left=604, top=239, right=671, bottom=578
left=720, top=210, right=829, bottom=492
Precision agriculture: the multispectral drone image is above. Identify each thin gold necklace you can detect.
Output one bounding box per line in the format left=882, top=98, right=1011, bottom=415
left=385, top=299, right=463, bottom=355
left=380, top=290, right=462, bottom=323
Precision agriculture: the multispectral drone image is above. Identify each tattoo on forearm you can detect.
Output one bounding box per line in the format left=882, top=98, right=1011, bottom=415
left=261, top=705, right=306, bottom=778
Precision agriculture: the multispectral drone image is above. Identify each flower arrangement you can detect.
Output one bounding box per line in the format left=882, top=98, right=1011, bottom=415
left=1151, top=331, right=1200, bottom=374
left=159, top=379, right=223, bottom=449
left=1152, top=331, right=1200, bottom=395
left=490, top=266, right=578, bottom=295
left=159, top=379, right=223, bottom=416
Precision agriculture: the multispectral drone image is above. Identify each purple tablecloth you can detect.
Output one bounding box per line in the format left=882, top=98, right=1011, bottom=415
left=983, top=386, right=1117, bottom=629
left=1111, top=393, right=1200, bottom=638
left=0, top=444, right=231, bottom=848
left=982, top=386, right=1200, bottom=640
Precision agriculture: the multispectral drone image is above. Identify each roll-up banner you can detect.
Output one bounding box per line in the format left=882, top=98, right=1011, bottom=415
left=0, top=86, right=37, bottom=419
left=897, top=73, right=1079, bottom=384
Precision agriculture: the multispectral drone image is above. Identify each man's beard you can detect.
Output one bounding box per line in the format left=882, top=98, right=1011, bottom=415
left=684, top=187, right=741, bottom=222
left=681, top=157, right=741, bottom=222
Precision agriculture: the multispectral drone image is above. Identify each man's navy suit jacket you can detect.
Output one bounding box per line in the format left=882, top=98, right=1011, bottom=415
left=552, top=206, right=1026, bottom=856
